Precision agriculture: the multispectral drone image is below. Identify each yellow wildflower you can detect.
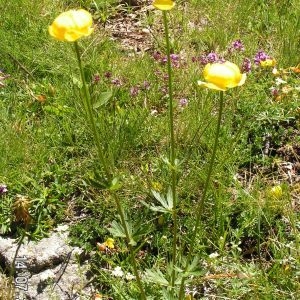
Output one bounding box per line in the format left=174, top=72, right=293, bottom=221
left=104, top=238, right=115, bottom=249
left=260, top=58, right=276, bottom=67
left=49, top=9, right=93, bottom=42
left=96, top=238, right=115, bottom=251
left=153, top=0, right=175, bottom=10
left=268, top=185, right=283, bottom=199
left=198, top=61, right=246, bottom=91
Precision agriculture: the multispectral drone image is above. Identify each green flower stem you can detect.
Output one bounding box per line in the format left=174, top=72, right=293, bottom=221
left=163, top=11, right=178, bottom=289
left=178, top=91, right=225, bottom=299
left=10, top=229, right=27, bottom=277
left=112, top=192, right=147, bottom=300
left=74, top=42, right=146, bottom=300
left=74, top=42, right=111, bottom=178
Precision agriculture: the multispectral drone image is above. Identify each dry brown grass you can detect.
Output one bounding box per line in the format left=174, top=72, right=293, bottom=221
left=0, top=273, right=14, bottom=300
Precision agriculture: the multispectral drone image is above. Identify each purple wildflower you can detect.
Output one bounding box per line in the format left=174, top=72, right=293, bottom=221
left=130, top=86, right=140, bottom=97
left=270, top=87, right=279, bottom=97
left=242, top=58, right=252, bottom=73
left=0, top=184, right=7, bottom=195
left=218, top=57, right=226, bottom=64
left=153, top=51, right=161, bottom=61
left=206, top=52, right=219, bottom=63
left=111, top=78, right=122, bottom=87
left=170, top=54, right=180, bottom=62
left=93, top=74, right=101, bottom=84
left=170, top=54, right=180, bottom=67
left=199, top=54, right=208, bottom=65
left=199, top=52, right=222, bottom=65
left=161, top=86, right=168, bottom=95
left=231, top=39, right=245, bottom=51
left=170, top=54, right=178, bottom=60
left=143, top=81, right=151, bottom=90
left=191, top=57, right=198, bottom=63
left=179, top=98, right=188, bottom=108
left=254, top=51, right=270, bottom=65
left=104, top=71, right=112, bottom=79
left=161, top=56, right=168, bottom=64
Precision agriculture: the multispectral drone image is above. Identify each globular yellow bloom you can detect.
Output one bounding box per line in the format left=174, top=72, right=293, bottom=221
left=260, top=58, right=276, bottom=67
left=153, top=0, right=175, bottom=10
left=198, top=61, right=246, bottom=91
left=49, top=9, right=93, bottom=42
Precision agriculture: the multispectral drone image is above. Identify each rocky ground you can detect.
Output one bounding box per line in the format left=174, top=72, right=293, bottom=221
left=0, top=225, right=94, bottom=300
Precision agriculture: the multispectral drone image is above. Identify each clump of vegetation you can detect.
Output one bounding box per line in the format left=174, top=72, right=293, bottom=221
left=0, top=0, right=299, bottom=299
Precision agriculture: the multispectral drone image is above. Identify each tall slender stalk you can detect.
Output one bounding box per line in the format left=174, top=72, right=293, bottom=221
left=178, top=91, right=225, bottom=299
left=74, top=42, right=146, bottom=299
left=162, top=11, right=178, bottom=289
left=10, top=230, right=26, bottom=277
left=74, top=42, right=111, bottom=179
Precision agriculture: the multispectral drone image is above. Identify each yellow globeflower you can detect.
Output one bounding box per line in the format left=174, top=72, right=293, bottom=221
left=198, top=61, right=247, bottom=91
left=49, top=9, right=93, bottom=42
left=153, top=0, right=175, bottom=10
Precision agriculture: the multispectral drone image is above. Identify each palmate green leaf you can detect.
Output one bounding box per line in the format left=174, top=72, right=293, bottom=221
left=109, top=220, right=126, bottom=238
left=141, top=188, right=174, bottom=214
left=93, top=91, right=113, bottom=109
left=108, top=220, right=138, bottom=246
left=144, top=268, right=169, bottom=286
left=183, top=255, right=203, bottom=278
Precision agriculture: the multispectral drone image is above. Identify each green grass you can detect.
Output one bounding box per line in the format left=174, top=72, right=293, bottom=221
left=0, top=0, right=300, bottom=299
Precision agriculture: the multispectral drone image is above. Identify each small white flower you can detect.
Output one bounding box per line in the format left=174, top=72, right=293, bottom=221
left=150, top=109, right=158, bottom=116
left=209, top=252, right=219, bottom=259
left=111, top=266, right=124, bottom=277
left=275, top=78, right=287, bottom=85
left=125, top=272, right=135, bottom=281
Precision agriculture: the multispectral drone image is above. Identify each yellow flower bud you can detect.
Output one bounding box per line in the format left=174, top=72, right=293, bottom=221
left=290, top=64, right=300, bottom=73
left=96, top=242, right=106, bottom=252
left=49, top=9, right=93, bottom=42
left=198, top=61, right=246, bottom=91
left=153, top=0, right=175, bottom=10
